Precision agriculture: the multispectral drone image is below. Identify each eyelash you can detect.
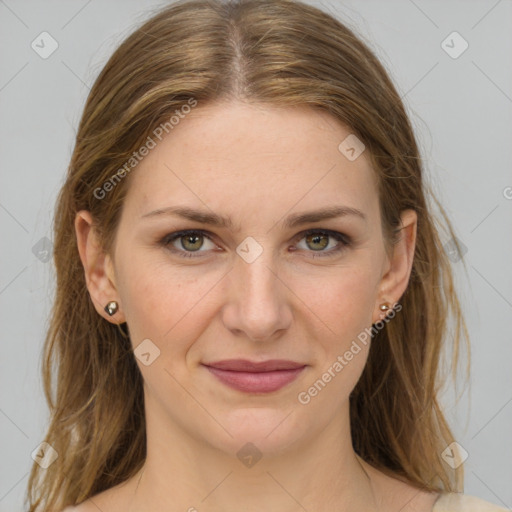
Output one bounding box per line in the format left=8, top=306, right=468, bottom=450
left=159, top=229, right=352, bottom=259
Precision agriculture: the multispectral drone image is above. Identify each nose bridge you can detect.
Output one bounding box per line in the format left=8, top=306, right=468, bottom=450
left=241, top=252, right=280, bottom=303
left=224, top=238, right=291, bottom=340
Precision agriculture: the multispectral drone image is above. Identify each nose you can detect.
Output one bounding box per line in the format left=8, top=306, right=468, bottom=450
left=220, top=249, right=293, bottom=342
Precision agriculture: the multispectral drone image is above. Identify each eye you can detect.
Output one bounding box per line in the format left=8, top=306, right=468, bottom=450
left=160, top=230, right=217, bottom=258
left=159, top=229, right=351, bottom=259
left=293, top=229, right=351, bottom=258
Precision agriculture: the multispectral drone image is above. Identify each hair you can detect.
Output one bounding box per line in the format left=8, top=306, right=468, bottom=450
left=26, top=0, right=471, bottom=510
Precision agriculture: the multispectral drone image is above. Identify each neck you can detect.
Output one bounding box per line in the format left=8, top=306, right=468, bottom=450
left=125, top=397, right=381, bottom=512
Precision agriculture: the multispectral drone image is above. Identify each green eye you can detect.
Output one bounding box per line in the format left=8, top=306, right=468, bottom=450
left=160, top=229, right=351, bottom=259
left=294, top=229, right=351, bottom=258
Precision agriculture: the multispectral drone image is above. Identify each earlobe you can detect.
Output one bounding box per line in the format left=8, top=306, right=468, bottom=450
left=373, top=209, right=417, bottom=323
left=74, top=210, right=125, bottom=323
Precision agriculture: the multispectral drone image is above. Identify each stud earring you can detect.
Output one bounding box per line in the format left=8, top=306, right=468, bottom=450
left=104, top=301, right=119, bottom=316
left=379, top=303, right=391, bottom=312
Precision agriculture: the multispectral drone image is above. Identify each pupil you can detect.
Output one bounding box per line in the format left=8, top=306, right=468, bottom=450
left=183, top=234, right=202, bottom=251
left=308, top=233, right=328, bottom=251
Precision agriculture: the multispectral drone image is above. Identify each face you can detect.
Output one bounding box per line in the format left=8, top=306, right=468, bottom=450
left=80, top=101, right=415, bottom=458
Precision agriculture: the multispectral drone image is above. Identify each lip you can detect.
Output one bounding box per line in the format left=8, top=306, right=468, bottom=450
left=202, top=359, right=307, bottom=393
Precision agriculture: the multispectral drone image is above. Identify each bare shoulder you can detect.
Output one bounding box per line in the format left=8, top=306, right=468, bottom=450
left=433, top=492, right=510, bottom=511
left=59, top=477, right=136, bottom=512
left=58, top=467, right=144, bottom=512
left=61, top=504, right=94, bottom=512
left=384, top=479, right=440, bottom=512
left=60, top=495, right=109, bottom=512
left=357, top=458, right=440, bottom=512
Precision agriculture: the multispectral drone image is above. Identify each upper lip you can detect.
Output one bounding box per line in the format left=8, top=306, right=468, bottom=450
left=204, top=359, right=306, bottom=372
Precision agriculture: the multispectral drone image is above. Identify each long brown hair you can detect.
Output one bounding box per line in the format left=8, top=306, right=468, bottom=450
left=26, top=0, right=470, bottom=510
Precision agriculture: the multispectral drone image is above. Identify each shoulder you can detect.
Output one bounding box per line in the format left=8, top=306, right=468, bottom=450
left=59, top=490, right=113, bottom=512
left=59, top=477, right=135, bottom=512
left=60, top=503, right=98, bottom=512
left=433, top=492, right=510, bottom=512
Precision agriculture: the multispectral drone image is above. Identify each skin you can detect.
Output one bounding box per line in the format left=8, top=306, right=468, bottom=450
left=71, top=101, right=440, bottom=512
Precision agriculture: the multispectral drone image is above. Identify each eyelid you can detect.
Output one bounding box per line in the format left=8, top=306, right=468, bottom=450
left=160, top=229, right=219, bottom=257
left=291, top=229, right=350, bottom=256
left=160, top=228, right=351, bottom=259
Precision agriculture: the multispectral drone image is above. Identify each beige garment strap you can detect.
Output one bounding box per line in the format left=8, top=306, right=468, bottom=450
left=433, top=492, right=510, bottom=512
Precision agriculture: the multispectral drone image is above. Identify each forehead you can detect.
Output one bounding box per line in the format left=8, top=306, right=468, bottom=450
left=123, top=101, right=379, bottom=223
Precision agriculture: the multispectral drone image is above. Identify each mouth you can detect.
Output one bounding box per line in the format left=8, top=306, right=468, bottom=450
left=202, top=359, right=307, bottom=393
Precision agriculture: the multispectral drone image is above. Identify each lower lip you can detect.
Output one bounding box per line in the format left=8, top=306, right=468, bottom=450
left=204, top=365, right=306, bottom=393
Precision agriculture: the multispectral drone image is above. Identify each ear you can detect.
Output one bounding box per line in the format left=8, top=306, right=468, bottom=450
left=373, top=208, right=417, bottom=323
left=74, top=210, right=126, bottom=324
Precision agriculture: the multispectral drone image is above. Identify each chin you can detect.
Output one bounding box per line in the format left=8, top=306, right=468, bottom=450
left=209, top=406, right=312, bottom=458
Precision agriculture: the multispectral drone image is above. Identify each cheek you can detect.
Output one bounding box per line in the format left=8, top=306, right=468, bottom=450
left=296, top=270, right=376, bottom=407
left=116, top=253, right=219, bottom=353
left=301, top=264, right=378, bottom=338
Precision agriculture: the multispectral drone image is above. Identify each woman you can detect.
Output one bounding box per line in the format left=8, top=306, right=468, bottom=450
left=25, top=0, right=508, bottom=511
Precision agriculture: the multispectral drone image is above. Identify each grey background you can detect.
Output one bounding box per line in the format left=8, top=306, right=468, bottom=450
left=1, top=0, right=511, bottom=510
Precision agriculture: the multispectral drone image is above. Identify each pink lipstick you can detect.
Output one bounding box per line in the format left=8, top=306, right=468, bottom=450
left=203, top=359, right=306, bottom=393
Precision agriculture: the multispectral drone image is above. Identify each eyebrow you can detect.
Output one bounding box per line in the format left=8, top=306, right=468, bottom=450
left=140, top=205, right=366, bottom=230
